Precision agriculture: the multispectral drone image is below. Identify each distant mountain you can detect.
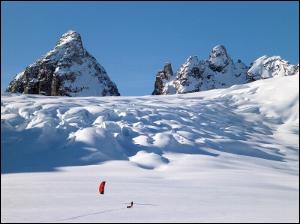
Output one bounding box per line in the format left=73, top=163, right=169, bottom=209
left=7, top=31, right=120, bottom=96
left=152, top=45, right=298, bottom=95
left=247, top=56, right=298, bottom=81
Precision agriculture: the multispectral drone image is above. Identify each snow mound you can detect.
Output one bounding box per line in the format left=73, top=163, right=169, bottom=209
left=129, top=151, right=169, bottom=169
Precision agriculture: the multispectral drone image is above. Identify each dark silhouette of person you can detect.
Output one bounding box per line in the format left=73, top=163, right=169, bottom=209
left=127, top=201, right=133, bottom=208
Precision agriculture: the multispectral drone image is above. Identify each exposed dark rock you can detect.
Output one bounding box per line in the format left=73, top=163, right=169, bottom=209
left=152, top=63, right=174, bottom=95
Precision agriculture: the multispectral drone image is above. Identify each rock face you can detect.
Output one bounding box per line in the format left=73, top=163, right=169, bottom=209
left=152, top=63, right=174, bottom=95
left=208, top=45, right=232, bottom=72
left=153, top=45, right=298, bottom=95
left=7, top=31, right=120, bottom=96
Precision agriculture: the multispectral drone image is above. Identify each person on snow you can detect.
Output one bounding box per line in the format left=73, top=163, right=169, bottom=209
left=127, top=201, right=133, bottom=208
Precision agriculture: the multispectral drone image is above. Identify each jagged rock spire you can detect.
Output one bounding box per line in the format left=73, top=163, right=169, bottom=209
left=152, top=63, right=174, bottom=95
left=208, top=45, right=232, bottom=72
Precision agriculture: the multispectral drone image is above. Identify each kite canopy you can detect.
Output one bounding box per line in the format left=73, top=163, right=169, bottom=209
left=99, top=181, right=106, bottom=194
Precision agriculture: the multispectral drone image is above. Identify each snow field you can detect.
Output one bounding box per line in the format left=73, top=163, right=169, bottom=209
left=1, top=74, right=299, bottom=222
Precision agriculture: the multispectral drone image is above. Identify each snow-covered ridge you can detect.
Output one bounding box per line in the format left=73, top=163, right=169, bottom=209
left=2, top=75, right=298, bottom=173
left=247, top=55, right=298, bottom=80
left=152, top=45, right=298, bottom=95
left=6, top=30, right=120, bottom=97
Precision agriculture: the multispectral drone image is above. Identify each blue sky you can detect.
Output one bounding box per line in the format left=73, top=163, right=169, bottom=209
left=1, top=1, right=299, bottom=96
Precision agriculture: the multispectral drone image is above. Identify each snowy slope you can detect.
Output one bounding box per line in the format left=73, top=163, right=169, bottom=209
left=1, top=75, right=299, bottom=222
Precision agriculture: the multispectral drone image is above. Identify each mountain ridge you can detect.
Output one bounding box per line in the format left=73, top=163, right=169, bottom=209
left=152, top=45, right=299, bottom=95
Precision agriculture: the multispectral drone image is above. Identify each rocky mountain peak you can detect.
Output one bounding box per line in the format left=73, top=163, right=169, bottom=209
left=176, top=56, right=205, bottom=80
left=152, top=63, right=175, bottom=95
left=152, top=44, right=298, bottom=95
left=163, top=63, right=174, bottom=77
left=56, top=30, right=82, bottom=47
left=43, top=30, right=85, bottom=62
left=7, top=31, right=120, bottom=97
left=186, top=56, right=199, bottom=65
left=247, top=55, right=298, bottom=81
left=208, top=45, right=232, bottom=72
left=152, top=45, right=249, bottom=95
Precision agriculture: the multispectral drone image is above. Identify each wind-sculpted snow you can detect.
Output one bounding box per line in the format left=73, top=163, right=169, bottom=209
left=1, top=75, right=298, bottom=174
left=1, top=75, right=299, bottom=222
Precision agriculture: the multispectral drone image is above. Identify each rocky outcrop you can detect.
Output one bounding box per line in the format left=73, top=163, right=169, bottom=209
left=152, top=63, right=175, bottom=95
left=153, top=45, right=298, bottom=95
left=208, top=45, right=232, bottom=72
left=7, top=31, right=120, bottom=96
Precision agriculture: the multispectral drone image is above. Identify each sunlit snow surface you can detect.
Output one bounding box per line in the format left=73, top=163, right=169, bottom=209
left=1, top=75, right=299, bottom=222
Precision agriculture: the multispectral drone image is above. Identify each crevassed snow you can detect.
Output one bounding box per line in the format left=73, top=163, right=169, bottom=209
left=1, top=75, right=299, bottom=222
